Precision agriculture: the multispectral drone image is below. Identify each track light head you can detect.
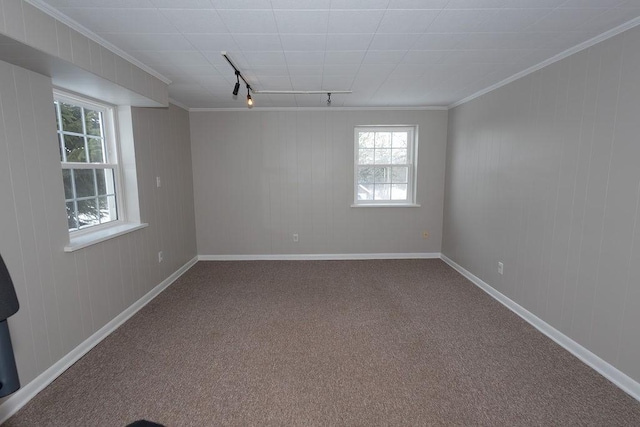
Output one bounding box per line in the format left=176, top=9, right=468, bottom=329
left=327, top=92, right=332, bottom=106
left=232, top=71, right=240, bottom=97
left=247, top=85, right=253, bottom=108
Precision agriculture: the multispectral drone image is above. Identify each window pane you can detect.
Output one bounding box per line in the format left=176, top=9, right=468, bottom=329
left=358, top=132, right=374, bottom=148
left=391, top=184, right=408, bottom=200
left=88, top=138, right=104, bottom=163
left=60, top=102, right=83, bottom=133
left=374, top=149, right=391, bottom=164
left=64, top=135, right=86, bottom=162
left=62, top=169, right=73, bottom=199
left=96, top=169, right=117, bottom=196
left=357, top=184, right=374, bottom=200
left=374, top=167, right=389, bottom=183
left=374, top=132, right=391, bottom=148
left=74, top=169, right=96, bottom=198
left=58, top=134, right=64, bottom=161
left=77, top=199, right=99, bottom=228
left=85, top=109, right=102, bottom=137
left=391, top=167, right=408, bottom=183
left=392, top=132, right=408, bottom=148
left=374, top=184, right=390, bottom=200
left=54, top=103, right=60, bottom=129
left=98, top=196, right=118, bottom=224
left=392, top=148, right=407, bottom=164
left=66, top=201, right=78, bottom=230
left=96, top=169, right=106, bottom=195
left=357, top=166, right=374, bottom=184
left=358, top=149, right=374, bottom=165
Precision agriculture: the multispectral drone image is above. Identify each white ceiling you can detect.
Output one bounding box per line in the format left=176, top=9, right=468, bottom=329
left=36, top=0, right=640, bottom=109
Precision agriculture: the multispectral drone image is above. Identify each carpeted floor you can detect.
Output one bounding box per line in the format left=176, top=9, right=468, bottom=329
left=5, top=259, right=640, bottom=426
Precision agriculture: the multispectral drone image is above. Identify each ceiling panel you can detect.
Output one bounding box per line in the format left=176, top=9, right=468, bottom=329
left=159, top=9, right=227, bottom=33
left=183, top=33, right=239, bottom=51
left=150, top=0, right=211, bottom=8
left=328, top=10, right=386, bottom=33
left=37, top=0, right=640, bottom=108
left=325, top=34, right=374, bottom=51
left=324, top=51, right=366, bottom=65
left=273, top=11, right=330, bottom=34
left=376, top=10, right=441, bottom=33
left=271, top=0, right=331, bottom=9
left=361, top=50, right=407, bottom=64
left=216, top=10, right=278, bottom=33
left=279, top=34, right=326, bottom=51
left=389, top=0, right=448, bottom=9
left=284, top=51, right=325, bottom=66
left=368, top=33, right=419, bottom=50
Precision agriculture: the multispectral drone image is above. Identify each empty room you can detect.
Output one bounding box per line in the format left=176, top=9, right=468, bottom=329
left=1, top=0, right=640, bottom=425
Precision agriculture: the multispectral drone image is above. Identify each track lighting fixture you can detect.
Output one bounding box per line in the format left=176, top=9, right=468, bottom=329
left=247, top=85, right=253, bottom=108
left=222, top=51, right=352, bottom=107
left=232, top=71, right=240, bottom=98
left=222, top=51, right=254, bottom=108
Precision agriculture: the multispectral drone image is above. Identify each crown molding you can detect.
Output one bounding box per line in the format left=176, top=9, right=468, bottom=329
left=448, top=15, right=640, bottom=110
left=25, top=0, right=172, bottom=85
left=169, top=98, right=190, bottom=111
left=189, top=106, right=448, bottom=112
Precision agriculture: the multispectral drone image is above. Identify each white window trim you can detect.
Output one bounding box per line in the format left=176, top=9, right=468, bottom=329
left=64, top=223, right=148, bottom=252
left=352, top=125, right=420, bottom=207
left=54, top=89, right=147, bottom=251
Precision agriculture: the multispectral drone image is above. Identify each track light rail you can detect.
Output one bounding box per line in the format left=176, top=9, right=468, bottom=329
left=252, top=90, right=352, bottom=94
left=221, top=51, right=252, bottom=91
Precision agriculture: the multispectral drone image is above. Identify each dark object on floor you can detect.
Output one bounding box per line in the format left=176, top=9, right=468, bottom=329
left=0, top=254, right=20, bottom=398
left=0, top=254, right=19, bottom=321
left=126, top=420, right=165, bottom=427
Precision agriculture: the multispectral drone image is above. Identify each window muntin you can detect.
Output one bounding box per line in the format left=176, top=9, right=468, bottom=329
left=54, top=93, right=120, bottom=232
left=354, top=126, right=417, bottom=205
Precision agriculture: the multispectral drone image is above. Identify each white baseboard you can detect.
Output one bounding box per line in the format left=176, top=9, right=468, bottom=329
left=0, top=256, right=198, bottom=425
left=199, top=252, right=441, bottom=261
left=440, top=254, right=640, bottom=402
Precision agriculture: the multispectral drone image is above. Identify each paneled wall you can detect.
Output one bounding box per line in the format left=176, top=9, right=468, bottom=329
left=0, top=60, right=196, bottom=392
left=190, top=110, right=448, bottom=255
left=443, top=26, right=640, bottom=382
left=0, top=0, right=167, bottom=105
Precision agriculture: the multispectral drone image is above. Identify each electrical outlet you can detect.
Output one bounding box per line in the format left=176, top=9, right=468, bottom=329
left=156, top=176, right=161, bottom=188
left=158, top=251, right=163, bottom=263
left=422, top=231, right=429, bottom=239
left=498, top=262, right=503, bottom=275
left=293, top=233, right=299, bottom=242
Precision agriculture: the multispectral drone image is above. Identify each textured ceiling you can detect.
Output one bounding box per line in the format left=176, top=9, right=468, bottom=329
left=37, top=0, right=640, bottom=109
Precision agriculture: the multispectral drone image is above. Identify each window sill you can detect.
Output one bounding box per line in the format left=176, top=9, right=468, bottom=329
left=64, top=222, right=148, bottom=252
left=351, top=203, right=421, bottom=208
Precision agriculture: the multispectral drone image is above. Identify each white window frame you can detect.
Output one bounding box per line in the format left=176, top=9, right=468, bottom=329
left=54, top=90, right=126, bottom=236
left=352, top=125, right=420, bottom=207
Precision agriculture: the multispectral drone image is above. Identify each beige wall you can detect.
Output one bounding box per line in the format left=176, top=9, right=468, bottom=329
left=190, top=110, right=448, bottom=255
left=443, top=26, right=640, bottom=382
left=0, top=60, right=196, bottom=390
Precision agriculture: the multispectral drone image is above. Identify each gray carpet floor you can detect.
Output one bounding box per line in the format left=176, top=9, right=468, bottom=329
left=5, top=259, right=640, bottom=426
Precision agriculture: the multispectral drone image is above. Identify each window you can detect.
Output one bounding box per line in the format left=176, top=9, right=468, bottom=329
left=354, top=126, right=418, bottom=206
left=54, top=92, right=121, bottom=232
